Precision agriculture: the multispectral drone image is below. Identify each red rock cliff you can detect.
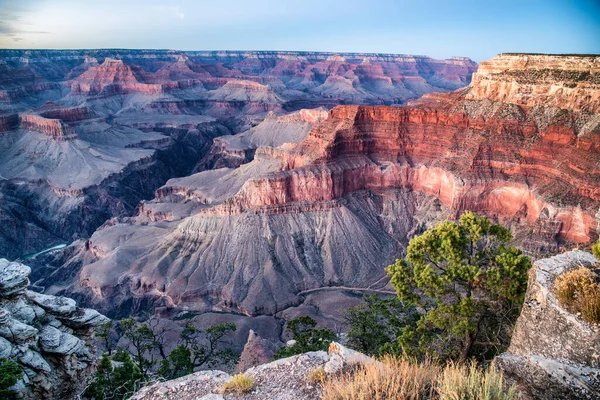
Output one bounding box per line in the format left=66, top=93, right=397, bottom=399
left=210, top=55, right=600, bottom=245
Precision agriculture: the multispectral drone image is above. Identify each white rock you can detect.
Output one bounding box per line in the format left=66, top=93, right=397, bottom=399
left=0, top=259, right=30, bottom=296
left=26, top=290, right=76, bottom=316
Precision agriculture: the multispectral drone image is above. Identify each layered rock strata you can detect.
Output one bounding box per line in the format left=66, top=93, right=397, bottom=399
left=0, top=258, right=109, bottom=399
left=0, top=49, right=475, bottom=258
left=32, top=54, right=600, bottom=321
left=495, top=250, right=600, bottom=400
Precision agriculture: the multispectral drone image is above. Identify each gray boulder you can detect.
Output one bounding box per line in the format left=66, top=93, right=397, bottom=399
left=0, top=259, right=31, bottom=296
left=0, top=260, right=110, bottom=399
left=495, top=250, right=600, bottom=400
left=26, top=291, right=77, bottom=316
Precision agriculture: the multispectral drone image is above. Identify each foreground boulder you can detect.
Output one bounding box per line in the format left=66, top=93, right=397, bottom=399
left=0, top=258, right=110, bottom=399
left=132, top=342, right=375, bottom=400
left=495, top=250, right=600, bottom=399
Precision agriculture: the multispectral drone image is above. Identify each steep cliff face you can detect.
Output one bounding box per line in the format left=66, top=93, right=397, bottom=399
left=0, top=259, right=109, bottom=399
left=495, top=250, right=600, bottom=400
left=466, top=54, right=600, bottom=112
left=33, top=54, right=600, bottom=321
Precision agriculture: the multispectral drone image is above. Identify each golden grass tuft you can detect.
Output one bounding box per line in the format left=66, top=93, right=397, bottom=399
left=221, top=373, right=254, bottom=394
left=321, top=354, right=439, bottom=400
left=554, top=267, right=600, bottom=324
left=321, top=355, right=518, bottom=400
left=307, top=367, right=328, bottom=386
left=437, top=362, right=518, bottom=400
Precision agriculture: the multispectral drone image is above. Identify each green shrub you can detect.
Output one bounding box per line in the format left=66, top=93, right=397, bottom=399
left=275, top=316, right=336, bottom=359
left=0, top=358, right=22, bottom=399
left=387, top=212, right=531, bottom=362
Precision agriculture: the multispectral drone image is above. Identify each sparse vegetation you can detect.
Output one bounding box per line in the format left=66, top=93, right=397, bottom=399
left=221, top=373, right=255, bottom=394
left=0, top=358, right=22, bottom=399
left=554, top=266, right=600, bottom=324
left=437, top=362, right=518, bottom=400
left=275, top=316, right=337, bottom=359
left=85, top=318, right=238, bottom=399
left=321, top=354, right=517, bottom=400
left=307, top=367, right=328, bottom=386
left=592, top=239, right=600, bottom=259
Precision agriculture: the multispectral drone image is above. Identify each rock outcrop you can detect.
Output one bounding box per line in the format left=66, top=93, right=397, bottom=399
left=495, top=250, right=600, bottom=400
left=131, top=342, right=375, bottom=400
left=466, top=53, right=600, bottom=113
left=235, top=330, right=281, bottom=373
left=0, top=258, right=109, bottom=399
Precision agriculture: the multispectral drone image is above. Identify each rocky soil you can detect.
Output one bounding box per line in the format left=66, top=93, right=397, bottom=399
left=0, top=258, right=109, bottom=399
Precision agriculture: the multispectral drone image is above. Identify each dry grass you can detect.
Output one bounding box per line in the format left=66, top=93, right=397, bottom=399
left=321, top=355, right=518, bottom=400
left=307, top=367, right=328, bottom=386
left=321, top=354, right=439, bottom=400
left=554, top=267, right=600, bottom=324
left=221, top=373, right=254, bottom=394
left=437, top=362, right=518, bottom=400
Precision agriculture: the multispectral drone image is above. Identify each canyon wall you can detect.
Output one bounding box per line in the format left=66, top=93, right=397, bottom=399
left=29, top=54, right=600, bottom=321
left=0, top=49, right=476, bottom=259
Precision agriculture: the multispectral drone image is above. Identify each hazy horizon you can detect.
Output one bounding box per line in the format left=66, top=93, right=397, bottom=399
left=1, top=0, right=599, bottom=62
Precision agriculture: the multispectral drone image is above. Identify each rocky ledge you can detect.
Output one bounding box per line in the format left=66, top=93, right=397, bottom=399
left=132, top=342, right=373, bottom=400
left=495, top=250, right=600, bottom=400
left=0, top=258, right=109, bottom=399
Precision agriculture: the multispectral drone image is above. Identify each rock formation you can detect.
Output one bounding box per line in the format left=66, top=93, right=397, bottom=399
left=32, top=54, right=600, bottom=325
left=495, top=250, right=600, bottom=400
left=0, top=49, right=475, bottom=259
left=235, top=330, right=281, bottom=373
left=0, top=258, right=109, bottom=399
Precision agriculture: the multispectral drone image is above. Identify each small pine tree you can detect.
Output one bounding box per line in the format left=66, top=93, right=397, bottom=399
left=0, top=358, right=22, bottom=399
left=84, top=350, right=144, bottom=400
left=275, top=316, right=337, bottom=359
left=387, top=212, right=531, bottom=362
left=157, top=345, right=193, bottom=380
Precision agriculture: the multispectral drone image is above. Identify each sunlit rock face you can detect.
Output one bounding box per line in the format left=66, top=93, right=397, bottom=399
left=29, top=54, right=600, bottom=323
left=1, top=50, right=475, bottom=259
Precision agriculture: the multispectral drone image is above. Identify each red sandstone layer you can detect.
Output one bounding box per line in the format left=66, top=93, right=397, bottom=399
left=204, top=101, right=599, bottom=244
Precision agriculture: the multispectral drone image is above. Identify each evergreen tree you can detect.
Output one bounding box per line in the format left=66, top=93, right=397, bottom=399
left=344, top=294, right=419, bottom=356
left=387, top=212, right=530, bottom=362
left=275, top=316, right=337, bottom=359
left=0, top=358, right=22, bottom=399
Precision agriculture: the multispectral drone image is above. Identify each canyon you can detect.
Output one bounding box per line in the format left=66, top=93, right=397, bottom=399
left=0, top=49, right=477, bottom=260
left=14, top=53, right=597, bottom=339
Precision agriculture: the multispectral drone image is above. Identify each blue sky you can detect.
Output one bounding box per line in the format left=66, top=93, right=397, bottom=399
left=0, top=0, right=598, bottom=61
